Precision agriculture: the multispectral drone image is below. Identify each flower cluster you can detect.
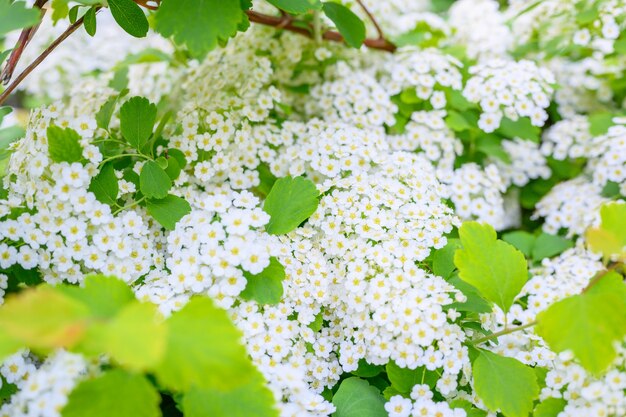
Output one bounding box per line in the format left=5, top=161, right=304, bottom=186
left=463, top=59, right=555, bottom=132
left=589, top=119, right=626, bottom=194
left=447, top=163, right=507, bottom=230
left=534, top=177, right=610, bottom=237
left=0, top=350, right=91, bottom=417
left=495, top=138, right=551, bottom=187
left=541, top=116, right=593, bottom=160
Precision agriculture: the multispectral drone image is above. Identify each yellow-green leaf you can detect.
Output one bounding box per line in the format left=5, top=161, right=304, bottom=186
left=454, top=222, right=528, bottom=313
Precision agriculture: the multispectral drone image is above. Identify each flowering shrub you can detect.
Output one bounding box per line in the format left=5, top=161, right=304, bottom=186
left=0, top=1, right=626, bottom=417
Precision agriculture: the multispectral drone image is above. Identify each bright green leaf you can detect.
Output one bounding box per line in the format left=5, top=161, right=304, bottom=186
left=502, top=231, right=536, bottom=258
left=531, top=233, right=573, bottom=261
left=104, top=302, right=166, bottom=371
left=146, top=194, right=191, bottom=230
left=322, top=2, right=366, bottom=49
left=57, top=275, right=134, bottom=319
left=535, top=271, right=626, bottom=374
left=51, top=0, right=69, bottom=22
left=454, top=222, right=528, bottom=313
left=0, top=286, right=89, bottom=350
left=265, top=0, right=321, bottom=14
left=240, top=257, right=286, bottom=305
left=89, top=164, right=119, bottom=206
left=120, top=96, right=156, bottom=151
left=586, top=202, right=626, bottom=262
left=95, top=95, right=119, bottom=130
left=589, top=112, right=615, bottom=136
left=332, top=377, right=386, bottom=417
left=445, top=110, right=472, bottom=132
left=432, top=238, right=461, bottom=279
left=47, top=126, right=83, bottom=163
left=140, top=160, right=172, bottom=199
left=183, top=370, right=278, bottom=417
left=62, top=370, right=160, bottom=417
left=534, top=398, right=566, bottom=417
left=473, top=350, right=539, bottom=417
left=155, top=297, right=256, bottom=391
left=0, top=331, right=22, bottom=362
left=263, top=176, right=319, bottom=235
left=154, top=0, right=247, bottom=57
left=496, top=117, right=540, bottom=142
left=0, top=0, right=40, bottom=34
left=386, top=361, right=437, bottom=394
left=448, top=276, right=492, bottom=313
left=108, top=0, right=149, bottom=38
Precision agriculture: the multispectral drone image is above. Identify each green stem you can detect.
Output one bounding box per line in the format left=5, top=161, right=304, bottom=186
left=112, top=196, right=146, bottom=215
left=100, top=153, right=150, bottom=166
left=471, top=321, right=537, bottom=346
left=313, top=11, right=322, bottom=44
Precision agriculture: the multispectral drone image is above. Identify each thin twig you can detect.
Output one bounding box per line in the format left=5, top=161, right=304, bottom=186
left=0, top=14, right=93, bottom=106
left=471, top=321, right=537, bottom=346
left=582, top=262, right=623, bottom=293
left=245, top=10, right=396, bottom=52
left=1, top=0, right=48, bottom=84
left=355, top=0, right=384, bottom=40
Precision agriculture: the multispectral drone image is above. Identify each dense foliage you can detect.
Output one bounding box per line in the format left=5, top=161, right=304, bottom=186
left=0, top=0, right=626, bottom=417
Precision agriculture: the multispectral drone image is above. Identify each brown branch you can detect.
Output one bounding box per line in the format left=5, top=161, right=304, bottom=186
left=245, top=10, right=396, bottom=52
left=582, top=262, right=623, bottom=293
left=0, top=14, right=92, bottom=106
left=1, top=0, right=48, bottom=85
left=355, top=0, right=384, bottom=40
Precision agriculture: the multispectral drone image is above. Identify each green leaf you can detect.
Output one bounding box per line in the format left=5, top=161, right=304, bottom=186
left=83, top=6, right=97, bottom=36
left=47, top=126, right=83, bottom=163
left=473, top=350, right=539, bottom=417
left=386, top=361, right=437, bottom=394
left=163, top=155, right=181, bottom=181
left=476, top=135, right=511, bottom=163
left=51, top=0, right=69, bottom=22
left=589, top=112, right=615, bottom=136
left=534, top=398, right=566, bottom=417
left=502, top=231, right=536, bottom=258
left=445, top=110, right=472, bottom=132
left=263, top=176, right=319, bottom=235
left=454, top=222, right=528, bottom=313
left=0, top=331, right=22, bottom=362
left=57, top=275, right=134, bottom=319
left=496, top=117, right=540, bottom=142
left=120, top=96, right=157, bottom=151
left=89, top=163, right=119, bottom=206
left=448, top=276, right=492, bottom=313
left=154, top=0, right=247, bottom=57
left=107, top=0, right=149, bottom=38
left=531, top=233, right=573, bottom=261
left=0, top=50, right=11, bottom=69
left=322, top=2, right=366, bottom=49
left=68, top=5, right=79, bottom=23
left=265, top=0, right=321, bottom=14
left=432, top=238, right=461, bottom=279
left=146, top=194, right=191, bottom=230
left=586, top=202, right=626, bottom=262
left=0, top=286, right=89, bottom=350
left=140, top=160, right=172, bottom=199
left=352, top=360, right=383, bottom=378
left=155, top=297, right=257, bottom=391
left=332, top=377, right=386, bottom=417
left=240, top=257, right=286, bottom=305
left=104, top=302, right=166, bottom=371
left=62, top=370, right=160, bottom=417
left=449, top=399, right=488, bottom=417
left=0, top=0, right=40, bottom=34
left=183, top=371, right=278, bottom=417
left=535, top=271, right=626, bottom=374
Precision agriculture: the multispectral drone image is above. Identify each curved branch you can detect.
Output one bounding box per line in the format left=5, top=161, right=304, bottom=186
left=0, top=14, right=91, bottom=106
left=245, top=10, right=396, bottom=53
